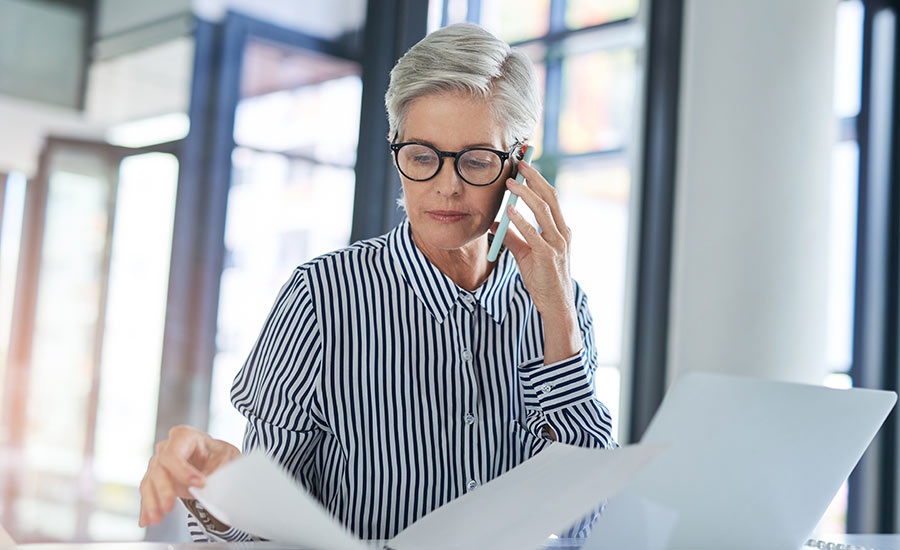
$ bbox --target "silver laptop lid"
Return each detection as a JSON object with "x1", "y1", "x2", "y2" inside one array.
[{"x1": 625, "y1": 372, "x2": 896, "y2": 550}]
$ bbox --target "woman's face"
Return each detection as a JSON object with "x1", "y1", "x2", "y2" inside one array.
[{"x1": 397, "y1": 92, "x2": 513, "y2": 252}]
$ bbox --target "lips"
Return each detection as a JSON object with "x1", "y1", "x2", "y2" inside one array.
[{"x1": 426, "y1": 210, "x2": 468, "y2": 223}]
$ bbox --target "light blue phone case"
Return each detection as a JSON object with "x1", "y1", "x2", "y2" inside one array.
[{"x1": 488, "y1": 145, "x2": 535, "y2": 262}]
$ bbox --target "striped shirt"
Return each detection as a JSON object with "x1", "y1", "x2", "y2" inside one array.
[{"x1": 188, "y1": 218, "x2": 616, "y2": 542}]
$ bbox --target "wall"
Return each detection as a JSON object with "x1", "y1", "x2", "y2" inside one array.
[
  {"x1": 667, "y1": 0, "x2": 837, "y2": 385},
  {"x1": 192, "y1": 0, "x2": 366, "y2": 38},
  {"x1": 0, "y1": 0, "x2": 85, "y2": 108}
]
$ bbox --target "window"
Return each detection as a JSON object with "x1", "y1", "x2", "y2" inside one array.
[
  {"x1": 2, "y1": 143, "x2": 180, "y2": 542},
  {"x1": 429, "y1": 0, "x2": 647, "y2": 442},
  {"x1": 207, "y1": 36, "x2": 362, "y2": 446}
]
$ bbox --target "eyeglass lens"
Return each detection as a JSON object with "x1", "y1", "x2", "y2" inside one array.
[{"x1": 397, "y1": 144, "x2": 503, "y2": 185}]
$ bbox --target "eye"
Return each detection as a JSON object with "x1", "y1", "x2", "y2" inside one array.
[
  {"x1": 412, "y1": 154, "x2": 436, "y2": 164},
  {"x1": 462, "y1": 153, "x2": 495, "y2": 170}
]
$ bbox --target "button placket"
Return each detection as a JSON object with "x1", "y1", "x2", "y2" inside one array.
[{"x1": 456, "y1": 300, "x2": 482, "y2": 496}]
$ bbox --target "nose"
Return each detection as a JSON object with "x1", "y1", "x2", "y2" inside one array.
[{"x1": 432, "y1": 157, "x2": 464, "y2": 196}]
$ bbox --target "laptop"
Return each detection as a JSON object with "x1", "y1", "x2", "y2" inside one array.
[{"x1": 595, "y1": 372, "x2": 896, "y2": 550}]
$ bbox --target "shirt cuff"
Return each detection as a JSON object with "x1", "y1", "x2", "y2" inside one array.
[
  {"x1": 183, "y1": 498, "x2": 250, "y2": 541},
  {"x1": 517, "y1": 350, "x2": 595, "y2": 412}
]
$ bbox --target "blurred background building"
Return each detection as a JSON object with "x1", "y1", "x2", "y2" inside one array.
[{"x1": 0, "y1": 0, "x2": 895, "y2": 543}]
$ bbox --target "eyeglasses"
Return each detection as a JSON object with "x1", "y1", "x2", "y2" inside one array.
[{"x1": 390, "y1": 142, "x2": 516, "y2": 186}]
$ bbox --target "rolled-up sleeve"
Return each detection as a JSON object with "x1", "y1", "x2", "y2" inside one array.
[
  {"x1": 187, "y1": 268, "x2": 326, "y2": 542},
  {"x1": 516, "y1": 288, "x2": 617, "y2": 449}
]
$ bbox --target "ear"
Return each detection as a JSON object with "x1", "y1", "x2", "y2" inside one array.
[
  {"x1": 514, "y1": 139, "x2": 529, "y2": 160},
  {"x1": 388, "y1": 131, "x2": 400, "y2": 167}
]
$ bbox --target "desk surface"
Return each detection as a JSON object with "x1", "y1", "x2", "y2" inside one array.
[
  {"x1": 0, "y1": 542, "x2": 579, "y2": 550},
  {"x1": 4, "y1": 536, "x2": 900, "y2": 550}
]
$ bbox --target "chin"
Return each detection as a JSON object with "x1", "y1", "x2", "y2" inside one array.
[
  {"x1": 421, "y1": 230, "x2": 471, "y2": 251},
  {"x1": 415, "y1": 217, "x2": 485, "y2": 250}
]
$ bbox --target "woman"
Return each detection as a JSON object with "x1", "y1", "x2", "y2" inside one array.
[{"x1": 139, "y1": 22, "x2": 616, "y2": 542}]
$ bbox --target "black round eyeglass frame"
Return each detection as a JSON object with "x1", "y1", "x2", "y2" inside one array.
[{"x1": 389, "y1": 142, "x2": 518, "y2": 186}]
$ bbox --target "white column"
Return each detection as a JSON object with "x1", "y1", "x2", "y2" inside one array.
[{"x1": 667, "y1": 0, "x2": 836, "y2": 385}]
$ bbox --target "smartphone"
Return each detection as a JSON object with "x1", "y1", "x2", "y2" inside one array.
[{"x1": 488, "y1": 144, "x2": 535, "y2": 261}]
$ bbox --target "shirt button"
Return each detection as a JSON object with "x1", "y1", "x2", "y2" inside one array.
[
  {"x1": 467, "y1": 480, "x2": 478, "y2": 490},
  {"x1": 539, "y1": 383, "x2": 553, "y2": 394},
  {"x1": 464, "y1": 413, "x2": 476, "y2": 425},
  {"x1": 461, "y1": 349, "x2": 473, "y2": 362},
  {"x1": 462, "y1": 293, "x2": 475, "y2": 305}
]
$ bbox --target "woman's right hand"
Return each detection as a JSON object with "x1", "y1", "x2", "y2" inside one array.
[{"x1": 138, "y1": 425, "x2": 241, "y2": 527}]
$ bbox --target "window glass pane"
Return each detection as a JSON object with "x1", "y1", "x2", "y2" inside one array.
[
  {"x1": 427, "y1": 0, "x2": 443, "y2": 33},
  {"x1": 834, "y1": 0, "x2": 864, "y2": 118},
  {"x1": 235, "y1": 38, "x2": 361, "y2": 165},
  {"x1": 557, "y1": 155, "x2": 630, "y2": 367},
  {"x1": 88, "y1": 507, "x2": 143, "y2": 541},
  {"x1": 91, "y1": 152, "x2": 178, "y2": 540},
  {"x1": 445, "y1": 0, "x2": 468, "y2": 26},
  {"x1": 826, "y1": 142, "x2": 859, "y2": 372},
  {"x1": 557, "y1": 155, "x2": 631, "y2": 442},
  {"x1": 209, "y1": 150, "x2": 356, "y2": 445},
  {"x1": 234, "y1": 76, "x2": 361, "y2": 165},
  {"x1": 25, "y1": 167, "x2": 110, "y2": 476},
  {"x1": 566, "y1": 0, "x2": 640, "y2": 29},
  {"x1": 530, "y1": 62, "x2": 546, "y2": 158},
  {"x1": 213, "y1": 42, "x2": 361, "y2": 446},
  {"x1": 593, "y1": 366, "x2": 620, "y2": 443},
  {"x1": 479, "y1": 0, "x2": 551, "y2": 44},
  {"x1": 0, "y1": 172, "x2": 27, "y2": 397},
  {"x1": 559, "y1": 48, "x2": 637, "y2": 154},
  {"x1": 16, "y1": 497, "x2": 77, "y2": 542},
  {"x1": 19, "y1": 154, "x2": 113, "y2": 541}
]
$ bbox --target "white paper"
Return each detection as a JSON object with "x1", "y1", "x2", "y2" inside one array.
[
  {"x1": 582, "y1": 490, "x2": 678, "y2": 550},
  {"x1": 190, "y1": 450, "x2": 368, "y2": 550},
  {"x1": 190, "y1": 444, "x2": 663, "y2": 550},
  {"x1": 387, "y1": 443, "x2": 666, "y2": 550}
]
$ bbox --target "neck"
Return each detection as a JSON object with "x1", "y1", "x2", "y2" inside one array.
[{"x1": 410, "y1": 227, "x2": 495, "y2": 291}]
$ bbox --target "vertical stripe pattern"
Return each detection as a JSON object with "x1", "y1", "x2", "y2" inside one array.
[{"x1": 190, "y1": 219, "x2": 616, "y2": 542}]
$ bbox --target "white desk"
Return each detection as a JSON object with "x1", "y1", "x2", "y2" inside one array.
[{"x1": 4, "y1": 538, "x2": 900, "y2": 550}]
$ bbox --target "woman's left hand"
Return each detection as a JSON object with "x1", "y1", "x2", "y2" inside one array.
[{"x1": 492, "y1": 160, "x2": 575, "y2": 321}]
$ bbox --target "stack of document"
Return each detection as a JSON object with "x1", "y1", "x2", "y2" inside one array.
[{"x1": 191, "y1": 444, "x2": 664, "y2": 550}]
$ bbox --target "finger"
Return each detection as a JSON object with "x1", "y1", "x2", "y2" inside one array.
[
  {"x1": 139, "y1": 459, "x2": 158, "y2": 528},
  {"x1": 143, "y1": 475, "x2": 165, "y2": 526},
  {"x1": 517, "y1": 161, "x2": 569, "y2": 240},
  {"x1": 139, "y1": 476, "x2": 153, "y2": 528},
  {"x1": 505, "y1": 204, "x2": 547, "y2": 252},
  {"x1": 506, "y1": 178, "x2": 564, "y2": 245},
  {"x1": 154, "y1": 468, "x2": 181, "y2": 515},
  {"x1": 202, "y1": 441, "x2": 241, "y2": 474},
  {"x1": 491, "y1": 217, "x2": 529, "y2": 258},
  {"x1": 158, "y1": 436, "x2": 206, "y2": 488}
]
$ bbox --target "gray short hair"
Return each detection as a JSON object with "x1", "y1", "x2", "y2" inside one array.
[{"x1": 385, "y1": 23, "x2": 542, "y2": 150}]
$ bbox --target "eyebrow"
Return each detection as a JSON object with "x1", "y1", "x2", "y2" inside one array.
[{"x1": 403, "y1": 137, "x2": 503, "y2": 150}]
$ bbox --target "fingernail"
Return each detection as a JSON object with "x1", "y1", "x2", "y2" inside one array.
[
  {"x1": 507, "y1": 205, "x2": 515, "y2": 214},
  {"x1": 190, "y1": 475, "x2": 203, "y2": 486}
]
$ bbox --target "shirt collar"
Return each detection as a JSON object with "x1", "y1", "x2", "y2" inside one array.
[{"x1": 389, "y1": 218, "x2": 517, "y2": 325}]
